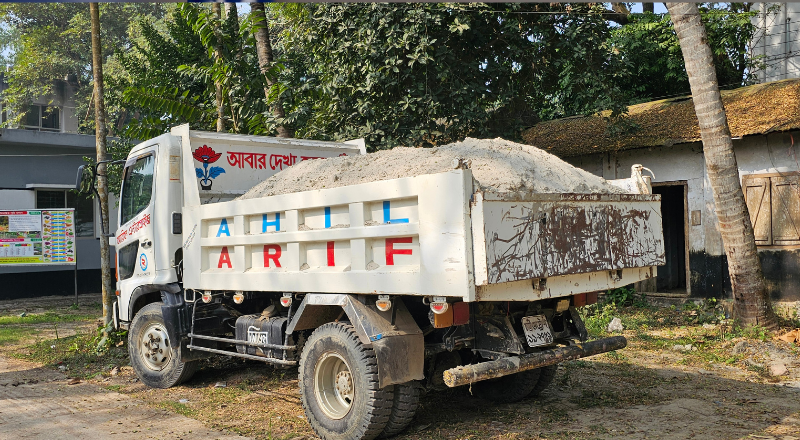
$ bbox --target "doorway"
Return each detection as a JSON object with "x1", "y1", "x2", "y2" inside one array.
[{"x1": 651, "y1": 183, "x2": 688, "y2": 293}]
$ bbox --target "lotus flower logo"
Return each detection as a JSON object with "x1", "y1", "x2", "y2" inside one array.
[{"x1": 193, "y1": 145, "x2": 225, "y2": 190}]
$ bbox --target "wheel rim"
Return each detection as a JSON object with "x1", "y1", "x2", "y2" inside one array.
[
  {"x1": 314, "y1": 351, "x2": 354, "y2": 419},
  {"x1": 140, "y1": 322, "x2": 172, "y2": 371}
]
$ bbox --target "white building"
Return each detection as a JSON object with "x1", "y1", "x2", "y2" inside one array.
[
  {"x1": 522, "y1": 79, "x2": 800, "y2": 302},
  {"x1": 752, "y1": 3, "x2": 800, "y2": 83},
  {"x1": 0, "y1": 75, "x2": 118, "y2": 299}
]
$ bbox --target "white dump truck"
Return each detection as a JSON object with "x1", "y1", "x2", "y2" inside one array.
[{"x1": 77, "y1": 124, "x2": 664, "y2": 440}]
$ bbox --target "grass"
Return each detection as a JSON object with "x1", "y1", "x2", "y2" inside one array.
[
  {"x1": 0, "y1": 326, "x2": 42, "y2": 345},
  {"x1": 0, "y1": 312, "x2": 98, "y2": 326},
  {"x1": 0, "y1": 310, "x2": 100, "y2": 346}
]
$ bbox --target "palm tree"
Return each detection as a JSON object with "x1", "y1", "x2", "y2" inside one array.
[
  {"x1": 212, "y1": 2, "x2": 225, "y2": 132},
  {"x1": 251, "y1": 2, "x2": 292, "y2": 138},
  {"x1": 667, "y1": 2, "x2": 776, "y2": 328},
  {"x1": 90, "y1": 2, "x2": 114, "y2": 332}
]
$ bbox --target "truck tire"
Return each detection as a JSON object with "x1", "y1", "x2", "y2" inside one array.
[
  {"x1": 379, "y1": 382, "x2": 420, "y2": 438},
  {"x1": 472, "y1": 369, "x2": 541, "y2": 403},
  {"x1": 299, "y1": 322, "x2": 394, "y2": 440},
  {"x1": 128, "y1": 302, "x2": 197, "y2": 389},
  {"x1": 528, "y1": 364, "x2": 558, "y2": 397}
]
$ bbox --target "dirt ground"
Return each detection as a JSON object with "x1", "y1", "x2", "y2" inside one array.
[
  {"x1": 0, "y1": 354, "x2": 249, "y2": 440},
  {"x1": 0, "y1": 294, "x2": 248, "y2": 440},
  {"x1": 1, "y1": 294, "x2": 800, "y2": 440}
]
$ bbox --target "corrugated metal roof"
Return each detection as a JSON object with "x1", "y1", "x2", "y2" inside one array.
[{"x1": 521, "y1": 79, "x2": 800, "y2": 158}]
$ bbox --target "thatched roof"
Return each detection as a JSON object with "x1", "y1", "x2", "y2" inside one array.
[{"x1": 521, "y1": 79, "x2": 800, "y2": 158}]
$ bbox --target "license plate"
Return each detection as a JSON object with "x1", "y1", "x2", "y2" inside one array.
[{"x1": 521, "y1": 315, "x2": 554, "y2": 347}]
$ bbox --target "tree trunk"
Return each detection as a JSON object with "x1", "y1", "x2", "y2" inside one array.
[
  {"x1": 212, "y1": 2, "x2": 225, "y2": 132},
  {"x1": 224, "y1": 2, "x2": 241, "y2": 133},
  {"x1": 667, "y1": 2, "x2": 776, "y2": 329},
  {"x1": 251, "y1": 2, "x2": 293, "y2": 138},
  {"x1": 90, "y1": 3, "x2": 114, "y2": 332},
  {"x1": 643, "y1": 3, "x2": 654, "y2": 13},
  {"x1": 224, "y1": 2, "x2": 239, "y2": 35}
]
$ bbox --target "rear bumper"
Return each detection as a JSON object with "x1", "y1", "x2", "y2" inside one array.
[{"x1": 443, "y1": 336, "x2": 627, "y2": 387}]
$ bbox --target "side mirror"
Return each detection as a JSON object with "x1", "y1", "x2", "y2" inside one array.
[{"x1": 75, "y1": 164, "x2": 94, "y2": 194}]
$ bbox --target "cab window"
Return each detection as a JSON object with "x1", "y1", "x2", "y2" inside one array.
[{"x1": 120, "y1": 154, "x2": 155, "y2": 225}]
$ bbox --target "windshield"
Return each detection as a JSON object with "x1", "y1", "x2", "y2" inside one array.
[{"x1": 120, "y1": 154, "x2": 155, "y2": 225}]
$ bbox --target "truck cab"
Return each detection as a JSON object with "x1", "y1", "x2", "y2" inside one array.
[
  {"x1": 111, "y1": 126, "x2": 366, "y2": 326},
  {"x1": 115, "y1": 135, "x2": 182, "y2": 323}
]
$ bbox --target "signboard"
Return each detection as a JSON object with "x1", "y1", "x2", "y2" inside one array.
[{"x1": 0, "y1": 209, "x2": 76, "y2": 265}]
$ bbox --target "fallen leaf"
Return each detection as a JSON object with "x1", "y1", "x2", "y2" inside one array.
[
  {"x1": 67, "y1": 378, "x2": 81, "y2": 385},
  {"x1": 778, "y1": 329, "x2": 800, "y2": 344}
]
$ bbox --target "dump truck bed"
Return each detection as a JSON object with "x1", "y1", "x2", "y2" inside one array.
[{"x1": 182, "y1": 163, "x2": 664, "y2": 301}]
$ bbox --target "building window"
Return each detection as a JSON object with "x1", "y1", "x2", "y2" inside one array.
[
  {"x1": 743, "y1": 174, "x2": 800, "y2": 246},
  {"x1": 23, "y1": 104, "x2": 60, "y2": 132},
  {"x1": 36, "y1": 190, "x2": 67, "y2": 209},
  {"x1": 35, "y1": 189, "x2": 94, "y2": 237}
]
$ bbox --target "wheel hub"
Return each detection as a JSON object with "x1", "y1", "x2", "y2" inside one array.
[
  {"x1": 335, "y1": 371, "x2": 353, "y2": 396},
  {"x1": 314, "y1": 352, "x2": 354, "y2": 419},
  {"x1": 140, "y1": 323, "x2": 172, "y2": 371}
]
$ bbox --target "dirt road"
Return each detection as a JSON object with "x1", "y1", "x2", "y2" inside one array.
[{"x1": 0, "y1": 355, "x2": 248, "y2": 440}]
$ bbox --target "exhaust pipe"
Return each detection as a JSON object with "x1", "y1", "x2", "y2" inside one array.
[{"x1": 443, "y1": 336, "x2": 627, "y2": 388}]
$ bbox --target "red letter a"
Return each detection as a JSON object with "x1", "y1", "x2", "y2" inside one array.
[{"x1": 218, "y1": 246, "x2": 232, "y2": 269}]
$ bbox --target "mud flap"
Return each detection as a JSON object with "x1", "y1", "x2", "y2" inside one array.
[
  {"x1": 287, "y1": 294, "x2": 424, "y2": 388},
  {"x1": 160, "y1": 291, "x2": 190, "y2": 350}
]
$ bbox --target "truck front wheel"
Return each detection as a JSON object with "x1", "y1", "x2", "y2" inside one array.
[
  {"x1": 299, "y1": 322, "x2": 394, "y2": 440},
  {"x1": 128, "y1": 302, "x2": 197, "y2": 389}
]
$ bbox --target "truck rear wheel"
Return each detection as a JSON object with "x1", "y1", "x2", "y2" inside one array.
[
  {"x1": 472, "y1": 369, "x2": 541, "y2": 403},
  {"x1": 128, "y1": 302, "x2": 197, "y2": 389},
  {"x1": 379, "y1": 382, "x2": 419, "y2": 438},
  {"x1": 528, "y1": 364, "x2": 558, "y2": 397},
  {"x1": 299, "y1": 322, "x2": 393, "y2": 440}
]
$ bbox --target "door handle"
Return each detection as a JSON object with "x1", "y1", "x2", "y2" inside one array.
[{"x1": 141, "y1": 239, "x2": 152, "y2": 249}]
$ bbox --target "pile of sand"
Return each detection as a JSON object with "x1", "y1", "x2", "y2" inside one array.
[{"x1": 239, "y1": 137, "x2": 625, "y2": 199}]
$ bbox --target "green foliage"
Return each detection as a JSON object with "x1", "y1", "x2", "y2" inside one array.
[
  {"x1": 0, "y1": 3, "x2": 167, "y2": 132},
  {"x1": 681, "y1": 297, "x2": 727, "y2": 325},
  {"x1": 582, "y1": 302, "x2": 619, "y2": 337},
  {"x1": 2, "y1": 3, "x2": 776, "y2": 161},
  {"x1": 730, "y1": 324, "x2": 771, "y2": 342},
  {"x1": 278, "y1": 3, "x2": 632, "y2": 150},
  {"x1": 93, "y1": 324, "x2": 127, "y2": 353},
  {"x1": 604, "y1": 286, "x2": 647, "y2": 307},
  {"x1": 610, "y1": 4, "x2": 774, "y2": 103}
]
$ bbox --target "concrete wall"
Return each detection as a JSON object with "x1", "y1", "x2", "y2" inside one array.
[
  {"x1": 565, "y1": 130, "x2": 800, "y2": 301},
  {"x1": 0, "y1": 190, "x2": 34, "y2": 209}
]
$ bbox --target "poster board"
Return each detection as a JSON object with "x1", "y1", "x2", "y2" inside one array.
[{"x1": 0, "y1": 209, "x2": 76, "y2": 265}]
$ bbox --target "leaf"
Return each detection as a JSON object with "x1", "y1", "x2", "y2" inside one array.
[
  {"x1": 208, "y1": 166, "x2": 226, "y2": 178},
  {"x1": 195, "y1": 168, "x2": 204, "y2": 179}
]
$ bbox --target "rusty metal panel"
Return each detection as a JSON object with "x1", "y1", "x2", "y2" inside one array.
[{"x1": 479, "y1": 195, "x2": 664, "y2": 284}]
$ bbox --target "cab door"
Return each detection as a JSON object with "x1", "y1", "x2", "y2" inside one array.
[{"x1": 115, "y1": 151, "x2": 157, "y2": 320}]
